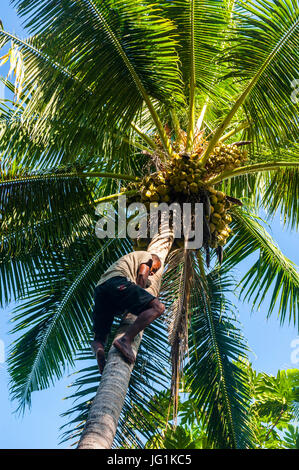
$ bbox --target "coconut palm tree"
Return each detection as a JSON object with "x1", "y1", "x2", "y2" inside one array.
[{"x1": 0, "y1": 0, "x2": 298, "y2": 449}]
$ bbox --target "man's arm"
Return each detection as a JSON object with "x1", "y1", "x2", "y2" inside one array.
[{"x1": 136, "y1": 260, "x2": 152, "y2": 288}]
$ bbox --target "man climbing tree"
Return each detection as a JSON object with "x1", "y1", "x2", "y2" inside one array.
[{"x1": 91, "y1": 252, "x2": 165, "y2": 373}]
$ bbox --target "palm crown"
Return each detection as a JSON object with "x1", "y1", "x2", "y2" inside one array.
[{"x1": 0, "y1": 0, "x2": 298, "y2": 449}]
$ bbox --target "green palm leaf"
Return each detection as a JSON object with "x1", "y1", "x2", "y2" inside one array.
[
  {"x1": 225, "y1": 0, "x2": 299, "y2": 148},
  {"x1": 224, "y1": 208, "x2": 299, "y2": 327},
  {"x1": 0, "y1": 81, "x2": 143, "y2": 169},
  {"x1": 186, "y1": 255, "x2": 252, "y2": 448},
  {"x1": 262, "y1": 167, "x2": 299, "y2": 231},
  {"x1": 0, "y1": 168, "x2": 99, "y2": 304},
  {"x1": 201, "y1": 0, "x2": 299, "y2": 161},
  {"x1": 216, "y1": 143, "x2": 299, "y2": 229},
  {"x1": 6, "y1": 0, "x2": 184, "y2": 154},
  {"x1": 160, "y1": 0, "x2": 230, "y2": 96}
]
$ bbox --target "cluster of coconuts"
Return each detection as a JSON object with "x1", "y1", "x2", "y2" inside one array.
[
  {"x1": 206, "y1": 188, "x2": 232, "y2": 248},
  {"x1": 124, "y1": 143, "x2": 247, "y2": 258},
  {"x1": 125, "y1": 152, "x2": 203, "y2": 204},
  {"x1": 202, "y1": 143, "x2": 248, "y2": 178}
]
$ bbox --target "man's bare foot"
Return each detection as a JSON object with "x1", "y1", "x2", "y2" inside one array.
[
  {"x1": 91, "y1": 340, "x2": 106, "y2": 374},
  {"x1": 113, "y1": 336, "x2": 136, "y2": 364}
]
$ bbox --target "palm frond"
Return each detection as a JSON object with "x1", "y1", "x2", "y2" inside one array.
[
  {"x1": 224, "y1": 208, "x2": 299, "y2": 328},
  {"x1": 161, "y1": 248, "x2": 194, "y2": 420},
  {"x1": 0, "y1": 84, "x2": 157, "y2": 174},
  {"x1": 0, "y1": 168, "x2": 98, "y2": 305},
  {"x1": 226, "y1": 0, "x2": 299, "y2": 148},
  {"x1": 262, "y1": 167, "x2": 299, "y2": 231},
  {"x1": 5, "y1": 0, "x2": 184, "y2": 155},
  {"x1": 160, "y1": 0, "x2": 231, "y2": 99},
  {"x1": 185, "y1": 255, "x2": 252, "y2": 448},
  {"x1": 202, "y1": 0, "x2": 298, "y2": 161},
  {"x1": 216, "y1": 143, "x2": 299, "y2": 229},
  {"x1": 0, "y1": 96, "x2": 95, "y2": 168}
]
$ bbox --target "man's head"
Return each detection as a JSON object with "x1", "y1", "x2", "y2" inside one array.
[{"x1": 149, "y1": 254, "x2": 162, "y2": 275}]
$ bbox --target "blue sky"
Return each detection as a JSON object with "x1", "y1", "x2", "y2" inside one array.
[{"x1": 0, "y1": 0, "x2": 298, "y2": 449}]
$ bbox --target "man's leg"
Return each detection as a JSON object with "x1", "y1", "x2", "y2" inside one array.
[
  {"x1": 113, "y1": 298, "x2": 165, "y2": 364},
  {"x1": 91, "y1": 285, "x2": 115, "y2": 373},
  {"x1": 91, "y1": 340, "x2": 106, "y2": 374}
]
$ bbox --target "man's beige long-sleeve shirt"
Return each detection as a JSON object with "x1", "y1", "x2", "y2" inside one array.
[{"x1": 97, "y1": 251, "x2": 162, "y2": 297}]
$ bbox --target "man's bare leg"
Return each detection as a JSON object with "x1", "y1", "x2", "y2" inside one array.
[
  {"x1": 91, "y1": 340, "x2": 106, "y2": 374},
  {"x1": 113, "y1": 299, "x2": 165, "y2": 364}
]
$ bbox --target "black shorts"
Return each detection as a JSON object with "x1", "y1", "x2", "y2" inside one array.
[{"x1": 92, "y1": 276, "x2": 156, "y2": 343}]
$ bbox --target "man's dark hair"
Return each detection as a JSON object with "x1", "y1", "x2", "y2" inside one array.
[{"x1": 151, "y1": 254, "x2": 161, "y2": 266}]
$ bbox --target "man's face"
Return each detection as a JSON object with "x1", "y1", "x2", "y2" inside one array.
[{"x1": 149, "y1": 260, "x2": 161, "y2": 275}]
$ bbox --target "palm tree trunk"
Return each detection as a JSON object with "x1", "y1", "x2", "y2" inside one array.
[
  {"x1": 77, "y1": 313, "x2": 145, "y2": 449},
  {"x1": 77, "y1": 226, "x2": 173, "y2": 449}
]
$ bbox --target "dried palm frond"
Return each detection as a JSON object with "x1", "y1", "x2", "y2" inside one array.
[{"x1": 161, "y1": 248, "x2": 194, "y2": 422}]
